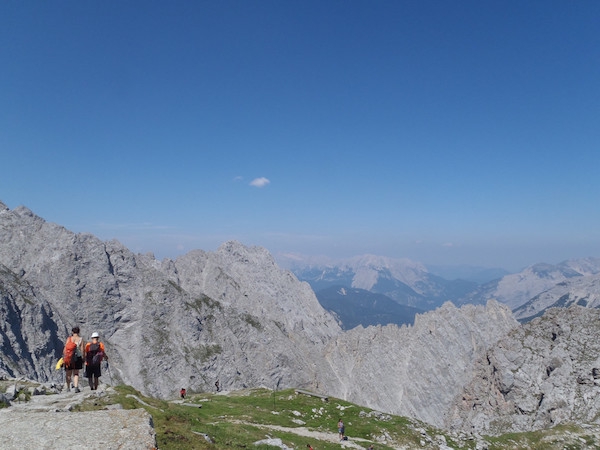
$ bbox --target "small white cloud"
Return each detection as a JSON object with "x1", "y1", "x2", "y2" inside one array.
[
  {"x1": 249, "y1": 177, "x2": 270, "y2": 188},
  {"x1": 442, "y1": 242, "x2": 455, "y2": 247},
  {"x1": 233, "y1": 176, "x2": 243, "y2": 182}
]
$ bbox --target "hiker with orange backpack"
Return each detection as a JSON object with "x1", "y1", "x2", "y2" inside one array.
[
  {"x1": 84, "y1": 332, "x2": 108, "y2": 390},
  {"x1": 63, "y1": 327, "x2": 85, "y2": 393}
]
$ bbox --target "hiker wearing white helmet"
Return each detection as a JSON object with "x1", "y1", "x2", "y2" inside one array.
[{"x1": 84, "y1": 332, "x2": 107, "y2": 390}]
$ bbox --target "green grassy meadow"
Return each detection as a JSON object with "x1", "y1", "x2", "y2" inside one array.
[{"x1": 73, "y1": 385, "x2": 600, "y2": 450}]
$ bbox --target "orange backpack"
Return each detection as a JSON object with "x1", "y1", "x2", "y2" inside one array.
[{"x1": 63, "y1": 338, "x2": 77, "y2": 366}]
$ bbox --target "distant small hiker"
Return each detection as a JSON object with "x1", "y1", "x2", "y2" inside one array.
[
  {"x1": 215, "y1": 379, "x2": 220, "y2": 392},
  {"x1": 337, "y1": 419, "x2": 345, "y2": 440},
  {"x1": 63, "y1": 327, "x2": 84, "y2": 393},
  {"x1": 85, "y1": 332, "x2": 107, "y2": 390},
  {"x1": 306, "y1": 445, "x2": 314, "y2": 450},
  {"x1": 368, "y1": 445, "x2": 374, "y2": 450},
  {"x1": 180, "y1": 388, "x2": 186, "y2": 399}
]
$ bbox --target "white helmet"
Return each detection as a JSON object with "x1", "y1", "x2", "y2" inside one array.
[{"x1": 91, "y1": 332, "x2": 99, "y2": 338}]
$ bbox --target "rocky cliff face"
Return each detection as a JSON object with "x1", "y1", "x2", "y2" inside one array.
[
  {"x1": 168, "y1": 244, "x2": 339, "y2": 346},
  {"x1": 321, "y1": 300, "x2": 518, "y2": 428},
  {"x1": 0, "y1": 263, "x2": 66, "y2": 381},
  {"x1": 447, "y1": 306, "x2": 600, "y2": 434},
  {"x1": 3, "y1": 200, "x2": 586, "y2": 434},
  {"x1": 0, "y1": 202, "x2": 342, "y2": 399}
]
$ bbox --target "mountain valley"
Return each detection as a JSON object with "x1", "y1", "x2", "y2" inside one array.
[{"x1": 284, "y1": 254, "x2": 600, "y2": 327}]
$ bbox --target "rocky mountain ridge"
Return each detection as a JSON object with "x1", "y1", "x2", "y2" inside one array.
[
  {"x1": 0, "y1": 202, "x2": 341, "y2": 400},
  {"x1": 320, "y1": 300, "x2": 518, "y2": 429},
  {"x1": 2, "y1": 200, "x2": 600, "y2": 437}
]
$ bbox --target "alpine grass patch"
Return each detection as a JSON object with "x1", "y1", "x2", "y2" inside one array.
[{"x1": 71, "y1": 385, "x2": 600, "y2": 450}]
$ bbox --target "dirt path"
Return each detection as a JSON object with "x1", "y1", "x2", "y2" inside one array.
[{"x1": 234, "y1": 420, "x2": 376, "y2": 449}]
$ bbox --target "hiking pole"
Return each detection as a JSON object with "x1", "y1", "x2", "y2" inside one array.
[{"x1": 106, "y1": 361, "x2": 113, "y2": 385}]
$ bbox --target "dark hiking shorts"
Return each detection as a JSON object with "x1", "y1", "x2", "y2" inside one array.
[
  {"x1": 85, "y1": 364, "x2": 101, "y2": 378},
  {"x1": 66, "y1": 356, "x2": 83, "y2": 371}
]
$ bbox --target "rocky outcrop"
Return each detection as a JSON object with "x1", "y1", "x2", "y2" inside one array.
[
  {"x1": 0, "y1": 409, "x2": 156, "y2": 450},
  {"x1": 0, "y1": 380, "x2": 156, "y2": 450},
  {"x1": 321, "y1": 300, "x2": 519, "y2": 428},
  {"x1": 447, "y1": 306, "x2": 600, "y2": 434}
]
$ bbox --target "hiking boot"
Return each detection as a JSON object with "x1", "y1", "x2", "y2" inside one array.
[{"x1": 74, "y1": 387, "x2": 80, "y2": 393}]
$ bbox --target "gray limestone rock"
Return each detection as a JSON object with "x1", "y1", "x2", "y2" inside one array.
[
  {"x1": 320, "y1": 300, "x2": 518, "y2": 427},
  {"x1": 0, "y1": 204, "x2": 343, "y2": 399},
  {"x1": 447, "y1": 306, "x2": 600, "y2": 434},
  {"x1": 4, "y1": 384, "x2": 18, "y2": 401},
  {"x1": 0, "y1": 408, "x2": 156, "y2": 449}
]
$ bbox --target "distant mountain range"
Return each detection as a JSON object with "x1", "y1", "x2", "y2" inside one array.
[
  {"x1": 278, "y1": 254, "x2": 491, "y2": 328},
  {"x1": 512, "y1": 268, "x2": 600, "y2": 321},
  {"x1": 462, "y1": 259, "x2": 600, "y2": 321},
  {"x1": 278, "y1": 253, "x2": 600, "y2": 326},
  {"x1": 279, "y1": 254, "x2": 478, "y2": 308}
]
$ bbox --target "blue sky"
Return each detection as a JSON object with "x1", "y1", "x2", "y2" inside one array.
[{"x1": 1, "y1": 1, "x2": 599, "y2": 271}]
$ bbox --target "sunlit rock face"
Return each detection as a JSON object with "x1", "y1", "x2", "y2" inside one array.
[
  {"x1": 447, "y1": 306, "x2": 600, "y2": 434},
  {"x1": 320, "y1": 300, "x2": 518, "y2": 427},
  {"x1": 0, "y1": 202, "x2": 342, "y2": 398}
]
